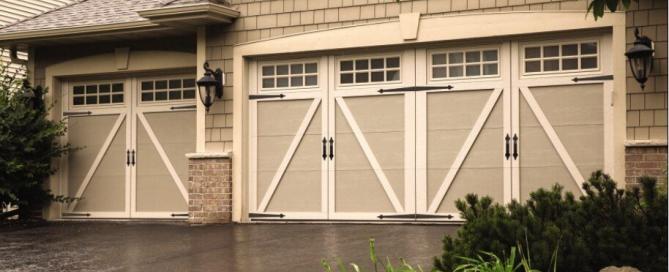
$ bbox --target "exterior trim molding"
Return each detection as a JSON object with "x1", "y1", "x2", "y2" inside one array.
[
  {"x1": 0, "y1": 21, "x2": 165, "y2": 44},
  {"x1": 186, "y1": 152, "x2": 232, "y2": 159},
  {"x1": 137, "y1": 2, "x2": 240, "y2": 25},
  {"x1": 625, "y1": 140, "x2": 669, "y2": 147}
]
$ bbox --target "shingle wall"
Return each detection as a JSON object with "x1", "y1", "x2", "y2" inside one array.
[{"x1": 203, "y1": 0, "x2": 596, "y2": 152}]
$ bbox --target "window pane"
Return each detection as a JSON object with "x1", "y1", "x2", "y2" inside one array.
[
  {"x1": 432, "y1": 67, "x2": 447, "y2": 78},
  {"x1": 341, "y1": 73, "x2": 353, "y2": 84},
  {"x1": 73, "y1": 96, "x2": 84, "y2": 105},
  {"x1": 340, "y1": 61, "x2": 353, "y2": 71},
  {"x1": 355, "y1": 72, "x2": 369, "y2": 83},
  {"x1": 141, "y1": 81, "x2": 153, "y2": 90},
  {"x1": 262, "y1": 66, "x2": 274, "y2": 76},
  {"x1": 86, "y1": 96, "x2": 97, "y2": 104},
  {"x1": 543, "y1": 45, "x2": 559, "y2": 57},
  {"x1": 386, "y1": 57, "x2": 400, "y2": 68},
  {"x1": 305, "y1": 75, "x2": 318, "y2": 86},
  {"x1": 290, "y1": 76, "x2": 303, "y2": 86},
  {"x1": 86, "y1": 85, "x2": 97, "y2": 94},
  {"x1": 290, "y1": 64, "x2": 303, "y2": 74},
  {"x1": 99, "y1": 84, "x2": 110, "y2": 93},
  {"x1": 525, "y1": 60, "x2": 541, "y2": 72},
  {"x1": 155, "y1": 80, "x2": 167, "y2": 89},
  {"x1": 525, "y1": 47, "x2": 540, "y2": 59},
  {"x1": 142, "y1": 93, "x2": 154, "y2": 101},
  {"x1": 112, "y1": 94, "x2": 123, "y2": 103},
  {"x1": 169, "y1": 80, "x2": 181, "y2": 89},
  {"x1": 543, "y1": 59, "x2": 559, "y2": 71},
  {"x1": 466, "y1": 65, "x2": 481, "y2": 76},
  {"x1": 386, "y1": 70, "x2": 400, "y2": 81},
  {"x1": 305, "y1": 63, "x2": 317, "y2": 73},
  {"x1": 276, "y1": 65, "x2": 289, "y2": 75},
  {"x1": 562, "y1": 44, "x2": 578, "y2": 56},
  {"x1": 169, "y1": 90, "x2": 182, "y2": 100},
  {"x1": 112, "y1": 83, "x2": 123, "y2": 93},
  {"x1": 432, "y1": 54, "x2": 447, "y2": 65},
  {"x1": 449, "y1": 66, "x2": 463, "y2": 77},
  {"x1": 371, "y1": 71, "x2": 384, "y2": 82},
  {"x1": 262, "y1": 78, "x2": 274, "y2": 88},
  {"x1": 483, "y1": 63, "x2": 498, "y2": 75},
  {"x1": 482, "y1": 50, "x2": 498, "y2": 61},
  {"x1": 581, "y1": 42, "x2": 597, "y2": 54},
  {"x1": 183, "y1": 90, "x2": 196, "y2": 99},
  {"x1": 355, "y1": 59, "x2": 369, "y2": 70},
  {"x1": 465, "y1": 51, "x2": 480, "y2": 63},
  {"x1": 562, "y1": 58, "x2": 578, "y2": 70},
  {"x1": 448, "y1": 52, "x2": 463, "y2": 64},
  {"x1": 155, "y1": 91, "x2": 167, "y2": 101},
  {"x1": 371, "y1": 58, "x2": 384, "y2": 69},
  {"x1": 277, "y1": 77, "x2": 289, "y2": 87},
  {"x1": 73, "y1": 86, "x2": 85, "y2": 95},
  {"x1": 581, "y1": 57, "x2": 597, "y2": 69},
  {"x1": 183, "y1": 79, "x2": 195, "y2": 88},
  {"x1": 99, "y1": 95, "x2": 110, "y2": 104}
]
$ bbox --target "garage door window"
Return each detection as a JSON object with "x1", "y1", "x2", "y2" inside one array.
[
  {"x1": 261, "y1": 62, "x2": 318, "y2": 89},
  {"x1": 431, "y1": 49, "x2": 499, "y2": 80},
  {"x1": 523, "y1": 41, "x2": 598, "y2": 74},
  {"x1": 140, "y1": 78, "x2": 196, "y2": 102},
  {"x1": 72, "y1": 83, "x2": 124, "y2": 106},
  {"x1": 339, "y1": 56, "x2": 400, "y2": 85}
]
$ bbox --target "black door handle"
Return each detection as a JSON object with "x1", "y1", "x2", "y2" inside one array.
[
  {"x1": 504, "y1": 134, "x2": 510, "y2": 160},
  {"x1": 512, "y1": 134, "x2": 518, "y2": 160},
  {"x1": 322, "y1": 137, "x2": 327, "y2": 160},
  {"x1": 131, "y1": 150, "x2": 136, "y2": 166},
  {"x1": 328, "y1": 137, "x2": 334, "y2": 160},
  {"x1": 126, "y1": 150, "x2": 131, "y2": 166}
]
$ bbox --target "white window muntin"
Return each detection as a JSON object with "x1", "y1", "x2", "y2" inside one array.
[
  {"x1": 336, "y1": 53, "x2": 402, "y2": 87},
  {"x1": 138, "y1": 75, "x2": 197, "y2": 105},
  {"x1": 70, "y1": 81, "x2": 125, "y2": 108},
  {"x1": 259, "y1": 59, "x2": 319, "y2": 91},
  {"x1": 428, "y1": 46, "x2": 501, "y2": 81},
  {"x1": 521, "y1": 39, "x2": 600, "y2": 75}
]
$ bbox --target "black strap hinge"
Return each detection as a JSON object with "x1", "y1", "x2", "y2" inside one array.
[
  {"x1": 170, "y1": 105, "x2": 196, "y2": 110},
  {"x1": 377, "y1": 213, "x2": 454, "y2": 220},
  {"x1": 572, "y1": 75, "x2": 613, "y2": 82},
  {"x1": 249, "y1": 213, "x2": 285, "y2": 219},
  {"x1": 249, "y1": 94, "x2": 285, "y2": 100},
  {"x1": 378, "y1": 85, "x2": 453, "y2": 94},
  {"x1": 63, "y1": 111, "x2": 92, "y2": 116},
  {"x1": 62, "y1": 212, "x2": 91, "y2": 217}
]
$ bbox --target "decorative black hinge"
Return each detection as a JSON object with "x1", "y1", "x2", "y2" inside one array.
[
  {"x1": 377, "y1": 214, "x2": 454, "y2": 220},
  {"x1": 378, "y1": 85, "x2": 453, "y2": 94},
  {"x1": 249, "y1": 94, "x2": 285, "y2": 100},
  {"x1": 171, "y1": 213, "x2": 188, "y2": 217},
  {"x1": 170, "y1": 105, "x2": 197, "y2": 110},
  {"x1": 62, "y1": 212, "x2": 91, "y2": 217},
  {"x1": 512, "y1": 134, "x2": 519, "y2": 160},
  {"x1": 572, "y1": 75, "x2": 613, "y2": 82},
  {"x1": 63, "y1": 111, "x2": 92, "y2": 116},
  {"x1": 249, "y1": 213, "x2": 285, "y2": 219}
]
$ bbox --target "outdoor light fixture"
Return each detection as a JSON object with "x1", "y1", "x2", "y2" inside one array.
[
  {"x1": 625, "y1": 28, "x2": 654, "y2": 90},
  {"x1": 196, "y1": 62, "x2": 224, "y2": 112}
]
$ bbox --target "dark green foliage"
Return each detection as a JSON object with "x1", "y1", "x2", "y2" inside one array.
[
  {"x1": 0, "y1": 67, "x2": 70, "y2": 219},
  {"x1": 587, "y1": 0, "x2": 633, "y2": 19},
  {"x1": 434, "y1": 171, "x2": 668, "y2": 272}
]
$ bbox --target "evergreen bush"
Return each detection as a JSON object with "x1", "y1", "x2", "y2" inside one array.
[{"x1": 434, "y1": 171, "x2": 668, "y2": 272}]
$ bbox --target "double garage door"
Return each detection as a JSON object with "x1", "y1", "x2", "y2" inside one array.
[
  {"x1": 249, "y1": 35, "x2": 612, "y2": 221},
  {"x1": 62, "y1": 74, "x2": 196, "y2": 218}
]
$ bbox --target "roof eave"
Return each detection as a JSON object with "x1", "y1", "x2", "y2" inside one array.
[
  {"x1": 137, "y1": 2, "x2": 240, "y2": 26},
  {"x1": 0, "y1": 21, "x2": 164, "y2": 45}
]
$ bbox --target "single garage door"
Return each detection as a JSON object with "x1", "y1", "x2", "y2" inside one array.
[
  {"x1": 62, "y1": 74, "x2": 196, "y2": 219},
  {"x1": 248, "y1": 34, "x2": 612, "y2": 222}
]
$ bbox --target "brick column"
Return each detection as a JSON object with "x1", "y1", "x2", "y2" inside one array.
[
  {"x1": 186, "y1": 153, "x2": 232, "y2": 224},
  {"x1": 625, "y1": 144, "x2": 667, "y2": 189}
]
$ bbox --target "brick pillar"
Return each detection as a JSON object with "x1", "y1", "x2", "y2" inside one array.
[
  {"x1": 187, "y1": 153, "x2": 232, "y2": 224},
  {"x1": 625, "y1": 145, "x2": 668, "y2": 189}
]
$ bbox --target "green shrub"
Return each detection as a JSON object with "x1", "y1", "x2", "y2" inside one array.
[
  {"x1": 322, "y1": 238, "x2": 424, "y2": 272},
  {"x1": 434, "y1": 171, "x2": 668, "y2": 272},
  {"x1": 0, "y1": 66, "x2": 70, "y2": 219}
]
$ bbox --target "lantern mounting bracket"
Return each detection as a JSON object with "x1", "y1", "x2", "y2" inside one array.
[{"x1": 203, "y1": 62, "x2": 224, "y2": 99}]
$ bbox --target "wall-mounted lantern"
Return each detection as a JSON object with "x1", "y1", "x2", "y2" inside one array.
[
  {"x1": 625, "y1": 28, "x2": 654, "y2": 90},
  {"x1": 196, "y1": 62, "x2": 224, "y2": 112}
]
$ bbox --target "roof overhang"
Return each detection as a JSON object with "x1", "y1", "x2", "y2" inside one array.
[{"x1": 137, "y1": 2, "x2": 240, "y2": 27}]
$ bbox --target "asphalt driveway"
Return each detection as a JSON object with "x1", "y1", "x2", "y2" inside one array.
[{"x1": 0, "y1": 222, "x2": 458, "y2": 272}]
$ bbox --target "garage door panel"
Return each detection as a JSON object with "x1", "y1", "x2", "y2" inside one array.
[
  {"x1": 144, "y1": 111, "x2": 196, "y2": 189},
  {"x1": 427, "y1": 91, "x2": 492, "y2": 130},
  {"x1": 258, "y1": 100, "x2": 313, "y2": 136},
  {"x1": 335, "y1": 170, "x2": 395, "y2": 213},
  {"x1": 437, "y1": 168, "x2": 504, "y2": 213}
]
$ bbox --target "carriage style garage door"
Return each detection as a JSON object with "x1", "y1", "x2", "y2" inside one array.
[
  {"x1": 249, "y1": 34, "x2": 613, "y2": 221},
  {"x1": 62, "y1": 75, "x2": 196, "y2": 219}
]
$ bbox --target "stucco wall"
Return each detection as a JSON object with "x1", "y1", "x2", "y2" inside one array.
[{"x1": 203, "y1": 0, "x2": 600, "y2": 152}]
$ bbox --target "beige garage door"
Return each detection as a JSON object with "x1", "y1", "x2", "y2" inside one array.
[
  {"x1": 249, "y1": 35, "x2": 612, "y2": 222},
  {"x1": 63, "y1": 75, "x2": 196, "y2": 219}
]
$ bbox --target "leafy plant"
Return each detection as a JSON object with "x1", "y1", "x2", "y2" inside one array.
[
  {"x1": 322, "y1": 239, "x2": 424, "y2": 272},
  {"x1": 434, "y1": 171, "x2": 667, "y2": 272},
  {"x1": 0, "y1": 65, "x2": 72, "y2": 219},
  {"x1": 587, "y1": 0, "x2": 633, "y2": 20}
]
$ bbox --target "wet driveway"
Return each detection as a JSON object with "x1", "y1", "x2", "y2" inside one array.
[{"x1": 0, "y1": 222, "x2": 457, "y2": 271}]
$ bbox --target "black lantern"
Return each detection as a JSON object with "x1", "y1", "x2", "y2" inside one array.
[
  {"x1": 196, "y1": 62, "x2": 224, "y2": 112},
  {"x1": 625, "y1": 28, "x2": 654, "y2": 90}
]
